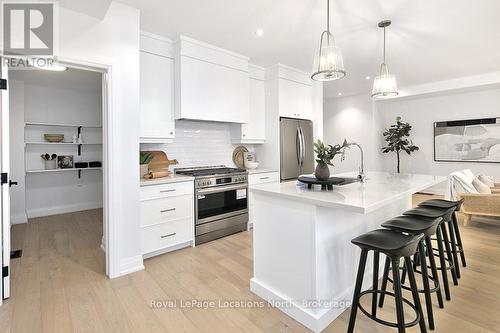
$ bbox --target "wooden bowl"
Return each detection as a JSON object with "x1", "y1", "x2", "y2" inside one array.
[{"x1": 44, "y1": 134, "x2": 64, "y2": 142}]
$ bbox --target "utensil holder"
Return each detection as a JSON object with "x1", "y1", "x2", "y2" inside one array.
[{"x1": 45, "y1": 160, "x2": 56, "y2": 170}]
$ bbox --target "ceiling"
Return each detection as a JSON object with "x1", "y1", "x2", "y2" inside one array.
[
  {"x1": 10, "y1": 68, "x2": 102, "y2": 93},
  {"x1": 116, "y1": 0, "x2": 500, "y2": 99}
]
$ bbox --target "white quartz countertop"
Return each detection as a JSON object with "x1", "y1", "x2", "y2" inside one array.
[
  {"x1": 140, "y1": 173, "x2": 194, "y2": 186},
  {"x1": 250, "y1": 171, "x2": 446, "y2": 213}
]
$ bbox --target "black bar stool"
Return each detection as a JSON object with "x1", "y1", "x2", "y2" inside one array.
[
  {"x1": 418, "y1": 199, "x2": 466, "y2": 278},
  {"x1": 379, "y1": 215, "x2": 444, "y2": 330},
  {"x1": 403, "y1": 206, "x2": 458, "y2": 301},
  {"x1": 348, "y1": 229, "x2": 427, "y2": 333}
]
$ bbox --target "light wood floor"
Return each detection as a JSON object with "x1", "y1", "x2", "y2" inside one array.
[{"x1": 1, "y1": 196, "x2": 500, "y2": 332}]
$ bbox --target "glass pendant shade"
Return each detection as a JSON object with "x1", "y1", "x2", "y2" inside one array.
[
  {"x1": 372, "y1": 20, "x2": 398, "y2": 98},
  {"x1": 372, "y1": 63, "x2": 398, "y2": 98},
  {"x1": 312, "y1": 32, "x2": 346, "y2": 81}
]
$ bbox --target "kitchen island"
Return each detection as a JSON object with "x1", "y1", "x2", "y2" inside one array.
[{"x1": 249, "y1": 171, "x2": 445, "y2": 332}]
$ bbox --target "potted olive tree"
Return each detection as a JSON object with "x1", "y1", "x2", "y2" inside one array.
[
  {"x1": 314, "y1": 139, "x2": 348, "y2": 181},
  {"x1": 382, "y1": 117, "x2": 419, "y2": 173}
]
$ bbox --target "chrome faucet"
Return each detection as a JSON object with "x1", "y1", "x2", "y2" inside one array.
[{"x1": 345, "y1": 142, "x2": 366, "y2": 182}]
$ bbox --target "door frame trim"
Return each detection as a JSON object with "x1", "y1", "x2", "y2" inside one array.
[{"x1": 57, "y1": 55, "x2": 117, "y2": 278}]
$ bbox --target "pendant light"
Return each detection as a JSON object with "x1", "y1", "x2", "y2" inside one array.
[
  {"x1": 372, "y1": 20, "x2": 398, "y2": 98},
  {"x1": 311, "y1": 0, "x2": 346, "y2": 81}
]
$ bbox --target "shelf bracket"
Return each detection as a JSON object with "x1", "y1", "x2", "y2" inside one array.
[{"x1": 77, "y1": 126, "x2": 82, "y2": 156}]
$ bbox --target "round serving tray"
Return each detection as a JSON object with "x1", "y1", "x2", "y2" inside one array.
[{"x1": 298, "y1": 176, "x2": 346, "y2": 190}]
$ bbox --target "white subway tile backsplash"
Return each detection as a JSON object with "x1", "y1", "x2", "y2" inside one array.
[{"x1": 141, "y1": 120, "x2": 253, "y2": 169}]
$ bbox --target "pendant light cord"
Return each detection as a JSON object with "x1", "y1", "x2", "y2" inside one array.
[
  {"x1": 383, "y1": 26, "x2": 386, "y2": 64},
  {"x1": 327, "y1": 0, "x2": 330, "y2": 33}
]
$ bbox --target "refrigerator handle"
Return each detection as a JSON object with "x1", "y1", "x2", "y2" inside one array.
[
  {"x1": 299, "y1": 126, "x2": 305, "y2": 170},
  {"x1": 296, "y1": 127, "x2": 302, "y2": 167}
]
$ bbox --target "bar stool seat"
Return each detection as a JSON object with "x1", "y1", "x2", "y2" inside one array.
[
  {"x1": 351, "y1": 229, "x2": 423, "y2": 257},
  {"x1": 418, "y1": 199, "x2": 463, "y2": 209},
  {"x1": 382, "y1": 215, "x2": 441, "y2": 236},
  {"x1": 404, "y1": 206, "x2": 455, "y2": 219}
]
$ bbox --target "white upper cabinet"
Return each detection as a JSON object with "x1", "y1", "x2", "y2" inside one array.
[
  {"x1": 278, "y1": 79, "x2": 313, "y2": 120},
  {"x1": 268, "y1": 64, "x2": 314, "y2": 120},
  {"x1": 140, "y1": 32, "x2": 175, "y2": 143},
  {"x1": 232, "y1": 64, "x2": 266, "y2": 144},
  {"x1": 174, "y1": 36, "x2": 250, "y2": 123}
]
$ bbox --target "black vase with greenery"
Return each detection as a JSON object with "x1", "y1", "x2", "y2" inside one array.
[
  {"x1": 313, "y1": 139, "x2": 348, "y2": 181},
  {"x1": 382, "y1": 117, "x2": 419, "y2": 173}
]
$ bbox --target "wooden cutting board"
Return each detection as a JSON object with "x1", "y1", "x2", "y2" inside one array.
[{"x1": 143, "y1": 151, "x2": 178, "y2": 177}]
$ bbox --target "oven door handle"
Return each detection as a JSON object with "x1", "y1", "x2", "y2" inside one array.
[{"x1": 197, "y1": 184, "x2": 248, "y2": 195}]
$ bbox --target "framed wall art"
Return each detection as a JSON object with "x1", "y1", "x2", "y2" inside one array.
[{"x1": 434, "y1": 117, "x2": 500, "y2": 163}]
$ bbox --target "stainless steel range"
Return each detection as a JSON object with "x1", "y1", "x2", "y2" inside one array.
[{"x1": 175, "y1": 166, "x2": 248, "y2": 245}]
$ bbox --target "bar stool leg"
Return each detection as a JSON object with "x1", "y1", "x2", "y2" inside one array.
[
  {"x1": 425, "y1": 236, "x2": 444, "y2": 309},
  {"x1": 391, "y1": 258, "x2": 406, "y2": 333},
  {"x1": 401, "y1": 260, "x2": 407, "y2": 284},
  {"x1": 348, "y1": 249, "x2": 368, "y2": 333},
  {"x1": 418, "y1": 241, "x2": 435, "y2": 330},
  {"x1": 447, "y1": 219, "x2": 461, "y2": 279},
  {"x1": 404, "y1": 256, "x2": 428, "y2": 333},
  {"x1": 452, "y1": 213, "x2": 467, "y2": 267},
  {"x1": 440, "y1": 223, "x2": 458, "y2": 286},
  {"x1": 378, "y1": 256, "x2": 391, "y2": 308},
  {"x1": 372, "y1": 252, "x2": 380, "y2": 316},
  {"x1": 436, "y1": 227, "x2": 451, "y2": 300}
]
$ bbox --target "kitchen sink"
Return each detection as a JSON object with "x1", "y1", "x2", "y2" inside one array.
[{"x1": 336, "y1": 177, "x2": 362, "y2": 186}]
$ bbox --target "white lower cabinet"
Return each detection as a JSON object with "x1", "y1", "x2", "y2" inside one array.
[
  {"x1": 141, "y1": 218, "x2": 192, "y2": 256},
  {"x1": 248, "y1": 171, "x2": 280, "y2": 186},
  {"x1": 248, "y1": 171, "x2": 279, "y2": 227},
  {"x1": 140, "y1": 180, "x2": 194, "y2": 258}
]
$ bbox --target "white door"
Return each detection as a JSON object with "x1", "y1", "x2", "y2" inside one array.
[{"x1": 0, "y1": 57, "x2": 11, "y2": 303}]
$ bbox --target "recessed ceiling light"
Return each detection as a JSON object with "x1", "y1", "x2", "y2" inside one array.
[
  {"x1": 255, "y1": 29, "x2": 264, "y2": 37},
  {"x1": 338, "y1": 92, "x2": 342, "y2": 96},
  {"x1": 366, "y1": 76, "x2": 371, "y2": 80}
]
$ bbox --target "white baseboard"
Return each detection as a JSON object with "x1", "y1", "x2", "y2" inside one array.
[
  {"x1": 142, "y1": 240, "x2": 192, "y2": 259},
  {"x1": 27, "y1": 201, "x2": 103, "y2": 219},
  {"x1": 119, "y1": 255, "x2": 144, "y2": 276},
  {"x1": 11, "y1": 213, "x2": 28, "y2": 225}
]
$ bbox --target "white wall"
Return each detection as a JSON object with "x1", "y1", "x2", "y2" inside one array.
[
  {"x1": 323, "y1": 94, "x2": 384, "y2": 174},
  {"x1": 141, "y1": 120, "x2": 254, "y2": 169},
  {"x1": 9, "y1": 81, "x2": 26, "y2": 224},
  {"x1": 378, "y1": 87, "x2": 500, "y2": 192},
  {"x1": 323, "y1": 86, "x2": 500, "y2": 194},
  {"x1": 58, "y1": 2, "x2": 141, "y2": 277}
]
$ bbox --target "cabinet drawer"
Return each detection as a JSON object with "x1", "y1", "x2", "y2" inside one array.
[
  {"x1": 140, "y1": 181, "x2": 193, "y2": 200},
  {"x1": 141, "y1": 218, "x2": 192, "y2": 255},
  {"x1": 249, "y1": 172, "x2": 279, "y2": 185},
  {"x1": 140, "y1": 195, "x2": 193, "y2": 228}
]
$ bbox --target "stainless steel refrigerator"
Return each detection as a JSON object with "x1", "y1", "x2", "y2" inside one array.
[{"x1": 280, "y1": 117, "x2": 314, "y2": 181}]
